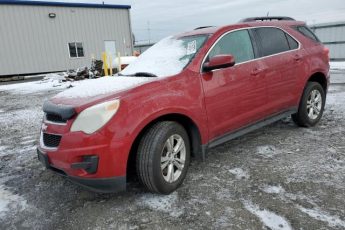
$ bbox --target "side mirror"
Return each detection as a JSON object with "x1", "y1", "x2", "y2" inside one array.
[{"x1": 202, "y1": 54, "x2": 235, "y2": 72}]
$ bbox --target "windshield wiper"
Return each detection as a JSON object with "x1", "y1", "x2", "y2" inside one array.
[
  {"x1": 132, "y1": 72, "x2": 158, "y2": 77},
  {"x1": 118, "y1": 72, "x2": 158, "y2": 78}
]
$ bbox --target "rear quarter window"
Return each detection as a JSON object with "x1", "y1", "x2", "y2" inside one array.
[{"x1": 293, "y1": 25, "x2": 320, "y2": 42}]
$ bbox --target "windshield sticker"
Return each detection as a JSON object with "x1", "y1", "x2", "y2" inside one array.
[{"x1": 186, "y1": 40, "x2": 197, "y2": 55}]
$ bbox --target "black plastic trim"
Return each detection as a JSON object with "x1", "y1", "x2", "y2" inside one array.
[
  {"x1": 71, "y1": 156, "x2": 99, "y2": 174},
  {"x1": 37, "y1": 148, "x2": 126, "y2": 193},
  {"x1": 43, "y1": 100, "x2": 76, "y2": 120},
  {"x1": 69, "y1": 176, "x2": 126, "y2": 193},
  {"x1": 208, "y1": 109, "x2": 297, "y2": 149}
]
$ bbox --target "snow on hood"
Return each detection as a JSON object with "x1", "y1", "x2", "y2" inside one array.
[
  {"x1": 121, "y1": 36, "x2": 189, "y2": 77},
  {"x1": 53, "y1": 76, "x2": 153, "y2": 99}
]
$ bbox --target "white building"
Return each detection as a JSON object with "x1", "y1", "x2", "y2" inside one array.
[
  {"x1": 310, "y1": 21, "x2": 345, "y2": 61},
  {"x1": 0, "y1": 0, "x2": 133, "y2": 76}
]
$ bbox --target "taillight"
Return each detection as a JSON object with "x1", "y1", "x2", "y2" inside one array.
[{"x1": 323, "y1": 47, "x2": 330, "y2": 62}]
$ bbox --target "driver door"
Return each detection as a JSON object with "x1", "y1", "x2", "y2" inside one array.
[{"x1": 201, "y1": 29, "x2": 268, "y2": 141}]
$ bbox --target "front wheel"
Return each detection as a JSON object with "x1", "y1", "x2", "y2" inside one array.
[
  {"x1": 136, "y1": 121, "x2": 190, "y2": 194},
  {"x1": 292, "y1": 82, "x2": 326, "y2": 127}
]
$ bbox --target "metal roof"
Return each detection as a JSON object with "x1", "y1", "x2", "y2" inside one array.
[{"x1": 0, "y1": 0, "x2": 131, "y2": 9}]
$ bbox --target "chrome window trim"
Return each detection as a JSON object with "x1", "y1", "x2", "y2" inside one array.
[{"x1": 200, "y1": 26, "x2": 301, "y2": 72}]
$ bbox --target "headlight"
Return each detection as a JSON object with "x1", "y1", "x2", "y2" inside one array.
[{"x1": 70, "y1": 99, "x2": 120, "y2": 134}]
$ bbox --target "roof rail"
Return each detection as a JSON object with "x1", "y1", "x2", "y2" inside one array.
[
  {"x1": 194, "y1": 26, "x2": 214, "y2": 30},
  {"x1": 240, "y1": 16, "x2": 295, "y2": 22}
]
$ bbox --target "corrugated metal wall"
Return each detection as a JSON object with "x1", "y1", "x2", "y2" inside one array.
[
  {"x1": 310, "y1": 22, "x2": 345, "y2": 61},
  {"x1": 0, "y1": 4, "x2": 132, "y2": 76}
]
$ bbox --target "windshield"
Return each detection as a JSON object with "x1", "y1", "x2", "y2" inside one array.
[{"x1": 121, "y1": 35, "x2": 208, "y2": 77}]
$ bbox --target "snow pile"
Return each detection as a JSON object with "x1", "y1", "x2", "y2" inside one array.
[
  {"x1": 54, "y1": 76, "x2": 152, "y2": 99},
  {"x1": 330, "y1": 61, "x2": 345, "y2": 71},
  {"x1": 137, "y1": 192, "x2": 183, "y2": 217},
  {"x1": 228, "y1": 167, "x2": 250, "y2": 180},
  {"x1": 243, "y1": 201, "x2": 292, "y2": 230},
  {"x1": 0, "y1": 185, "x2": 27, "y2": 218},
  {"x1": 121, "y1": 36, "x2": 189, "y2": 77}
]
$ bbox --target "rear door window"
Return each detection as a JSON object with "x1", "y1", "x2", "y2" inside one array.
[
  {"x1": 254, "y1": 27, "x2": 291, "y2": 57},
  {"x1": 208, "y1": 29, "x2": 255, "y2": 63}
]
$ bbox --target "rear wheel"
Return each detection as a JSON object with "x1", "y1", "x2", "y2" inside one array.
[
  {"x1": 292, "y1": 82, "x2": 325, "y2": 127},
  {"x1": 136, "y1": 121, "x2": 190, "y2": 194}
]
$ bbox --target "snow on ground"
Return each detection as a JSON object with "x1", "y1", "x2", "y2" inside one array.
[
  {"x1": 261, "y1": 185, "x2": 285, "y2": 194},
  {"x1": 297, "y1": 206, "x2": 345, "y2": 228},
  {"x1": 256, "y1": 145, "x2": 281, "y2": 158},
  {"x1": 243, "y1": 200, "x2": 292, "y2": 230},
  {"x1": 326, "y1": 90, "x2": 345, "y2": 108},
  {"x1": 0, "y1": 185, "x2": 27, "y2": 219},
  {"x1": 228, "y1": 168, "x2": 250, "y2": 180},
  {"x1": 0, "y1": 146, "x2": 8, "y2": 152},
  {"x1": 136, "y1": 192, "x2": 184, "y2": 217},
  {"x1": 0, "y1": 73, "x2": 72, "y2": 94},
  {"x1": 260, "y1": 183, "x2": 345, "y2": 228},
  {"x1": 330, "y1": 61, "x2": 345, "y2": 70}
]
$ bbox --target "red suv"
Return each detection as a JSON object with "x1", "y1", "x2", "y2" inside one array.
[{"x1": 37, "y1": 17, "x2": 330, "y2": 194}]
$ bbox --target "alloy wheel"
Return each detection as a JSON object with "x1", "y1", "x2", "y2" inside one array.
[
  {"x1": 160, "y1": 134, "x2": 186, "y2": 183},
  {"x1": 307, "y1": 89, "x2": 322, "y2": 120}
]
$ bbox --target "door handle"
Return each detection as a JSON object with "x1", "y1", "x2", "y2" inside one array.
[{"x1": 294, "y1": 54, "x2": 302, "y2": 61}]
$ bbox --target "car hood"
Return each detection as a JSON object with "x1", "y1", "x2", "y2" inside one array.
[{"x1": 49, "y1": 76, "x2": 157, "y2": 110}]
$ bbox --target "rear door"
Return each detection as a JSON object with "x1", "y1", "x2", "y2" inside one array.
[
  {"x1": 253, "y1": 27, "x2": 302, "y2": 113},
  {"x1": 201, "y1": 29, "x2": 267, "y2": 140}
]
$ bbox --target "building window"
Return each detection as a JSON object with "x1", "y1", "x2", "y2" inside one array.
[{"x1": 68, "y1": 42, "x2": 84, "y2": 58}]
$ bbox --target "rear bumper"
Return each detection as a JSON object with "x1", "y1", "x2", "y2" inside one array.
[{"x1": 37, "y1": 148, "x2": 126, "y2": 193}]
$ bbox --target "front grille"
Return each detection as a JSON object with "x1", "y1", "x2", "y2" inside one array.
[
  {"x1": 43, "y1": 133, "x2": 62, "y2": 148},
  {"x1": 46, "y1": 113, "x2": 67, "y2": 124}
]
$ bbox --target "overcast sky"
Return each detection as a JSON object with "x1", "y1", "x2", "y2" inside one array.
[{"x1": 36, "y1": 0, "x2": 345, "y2": 43}]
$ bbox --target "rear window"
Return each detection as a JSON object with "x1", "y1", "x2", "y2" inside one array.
[
  {"x1": 254, "y1": 27, "x2": 291, "y2": 57},
  {"x1": 293, "y1": 25, "x2": 320, "y2": 42}
]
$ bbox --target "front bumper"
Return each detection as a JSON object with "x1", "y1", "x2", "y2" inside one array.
[{"x1": 37, "y1": 148, "x2": 126, "y2": 193}]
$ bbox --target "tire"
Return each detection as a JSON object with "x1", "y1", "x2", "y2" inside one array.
[
  {"x1": 136, "y1": 121, "x2": 190, "y2": 194},
  {"x1": 292, "y1": 82, "x2": 326, "y2": 127}
]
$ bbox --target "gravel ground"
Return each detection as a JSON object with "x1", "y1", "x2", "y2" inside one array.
[{"x1": 0, "y1": 75, "x2": 344, "y2": 230}]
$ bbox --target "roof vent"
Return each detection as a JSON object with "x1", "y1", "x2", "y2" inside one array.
[{"x1": 240, "y1": 16, "x2": 295, "y2": 22}]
